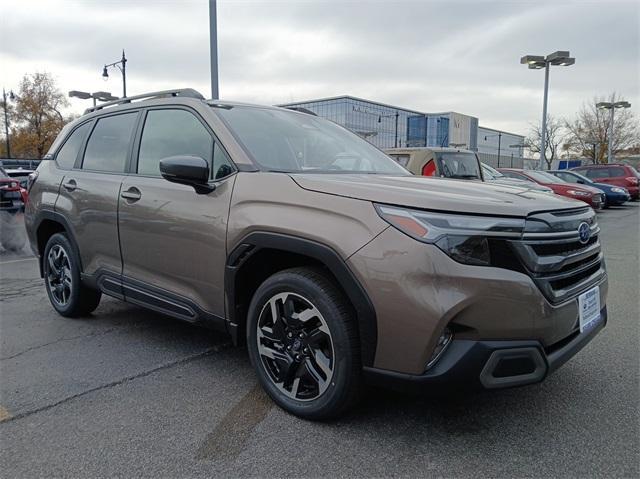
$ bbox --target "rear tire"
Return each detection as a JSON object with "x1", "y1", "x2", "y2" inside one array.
[
  {"x1": 43, "y1": 233, "x2": 102, "y2": 317},
  {"x1": 246, "y1": 267, "x2": 362, "y2": 420}
]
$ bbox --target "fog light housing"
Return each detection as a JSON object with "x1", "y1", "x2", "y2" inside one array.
[{"x1": 426, "y1": 327, "x2": 453, "y2": 370}]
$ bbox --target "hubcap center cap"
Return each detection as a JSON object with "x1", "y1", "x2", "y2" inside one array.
[{"x1": 292, "y1": 338, "x2": 303, "y2": 351}]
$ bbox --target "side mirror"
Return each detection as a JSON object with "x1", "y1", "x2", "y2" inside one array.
[
  {"x1": 159, "y1": 156, "x2": 215, "y2": 194},
  {"x1": 576, "y1": 179, "x2": 585, "y2": 184}
]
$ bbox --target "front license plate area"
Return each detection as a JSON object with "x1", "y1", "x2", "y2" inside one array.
[{"x1": 578, "y1": 285, "x2": 601, "y2": 333}]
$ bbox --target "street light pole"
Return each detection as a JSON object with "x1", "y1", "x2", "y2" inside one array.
[
  {"x1": 209, "y1": 0, "x2": 219, "y2": 100},
  {"x1": 394, "y1": 111, "x2": 399, "y2": 148},
  {"x1": 484, "y1": 132, "x2": 502, "y2": 167},
  {"x1": 2, "y1": 88, "x2": 11, "y2": 158},
  {"x1": 596, "y1": 101, "x2": 632, "y2": 163},
  {"x1": 521, "y1": 51, "x2": 575, "y2": 170},
  {"x1": 102, "y1": 50, "x2": 127, "y2": 98},
  {"x1": 540, "y1": 62, "x2": 550, "y2": 171}
]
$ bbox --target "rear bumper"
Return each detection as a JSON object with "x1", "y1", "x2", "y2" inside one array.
[{"x1": 363, "y1": 306, "x2": 607, "y2": 392}]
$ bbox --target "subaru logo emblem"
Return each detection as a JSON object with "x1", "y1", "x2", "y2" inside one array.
[{"x1": 578, "y1": 222, "x2": 590, "y2": 244}]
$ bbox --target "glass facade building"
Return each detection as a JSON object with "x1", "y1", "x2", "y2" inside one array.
[
  {"x1": 280, "y1": 96, "x2": 422, "y2": 149},
  {"x1": 279, "y1": 96, "x2": 524, "y2": 166}
]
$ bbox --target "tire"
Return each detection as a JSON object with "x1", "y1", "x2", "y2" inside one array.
[
  {"x1": 246, "y1": 267, "x2": 362, "y2": 420},
  {"x1": 43, "y1": 232, "x2": 102, "y2": 317}
]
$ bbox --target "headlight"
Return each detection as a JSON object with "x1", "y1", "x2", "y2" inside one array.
[
  {"x1": 611, "y1": 187, "x2": 626, "y2": 194},
  {"x1": 375, "y1": 204, "x2": 524, "y2": 266},
  {"x1": 566, "y1": 189, "x2": 590, "y2": 196}
]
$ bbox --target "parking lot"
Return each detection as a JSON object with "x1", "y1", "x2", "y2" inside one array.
[{"x1": 0, "y1": 204, "x2": 638, "y2": 478}]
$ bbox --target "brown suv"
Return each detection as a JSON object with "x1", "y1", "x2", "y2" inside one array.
[{"x1": 25, "y1": 89, "x2": 608, "y2": 419}]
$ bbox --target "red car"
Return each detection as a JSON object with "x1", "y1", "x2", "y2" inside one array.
[
  {"x1": 570, "y1": 163, "x2": 639, "y2": 200},
  {"x1": 497, "y1": 168, "x2": 606, "y2": 209}
]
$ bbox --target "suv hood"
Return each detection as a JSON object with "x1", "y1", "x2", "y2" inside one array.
[{"x1": 291, "y1": 174, "x2": 583, "y2": 217}]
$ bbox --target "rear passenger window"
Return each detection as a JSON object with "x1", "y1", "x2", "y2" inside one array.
[
  {"x1": 608, "y1": 167, "x2": 625, "y2": 177},
  {"x1": 138, "y1": 109, "x2": 214, "y2": 176},
  {"x1": 82, "y1": 113, "x2": 137, "y2": 173},
  {"x1": 585, "y1": 169, "x2": 605, "y2": 179},
  {"x1": 56, "y1": 122, "x2": 91, "y2": 169}
]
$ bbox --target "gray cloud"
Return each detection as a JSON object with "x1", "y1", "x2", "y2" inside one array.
[{"x1": 1, "y1": 0, "x2": 638, "y2": 134}]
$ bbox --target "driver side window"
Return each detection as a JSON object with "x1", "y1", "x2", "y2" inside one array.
[{"x1": 138, "y1": 109, "x2": 213, "y2": 176}]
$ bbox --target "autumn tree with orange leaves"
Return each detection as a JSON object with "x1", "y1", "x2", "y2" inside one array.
[{"x1": 1, "y1": 72, "x2": 73, "y2": 158}]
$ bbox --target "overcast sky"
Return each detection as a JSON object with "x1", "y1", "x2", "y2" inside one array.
[{"x1": 1, "y1": 0, "x2": 638, "y2": 135}]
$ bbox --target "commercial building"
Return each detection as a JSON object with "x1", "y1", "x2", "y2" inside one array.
[{"x1": 280, "y1": 95, "x2": 526, "y2": 168}]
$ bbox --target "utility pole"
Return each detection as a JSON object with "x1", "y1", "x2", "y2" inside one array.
[
  {"x1": 394, "y1": 111, "x2": 399, "y2": 148},
  {"x1": 2, "y1": 88, "x2": 11, "y2": 158},
  {"x1": 540, "y1": 62, "x2": 549, "y2": 170},
  {"x1": 209, "y1": 0, "x2": 219, "y2": 100}
]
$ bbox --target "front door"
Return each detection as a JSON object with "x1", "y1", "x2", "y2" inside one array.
[{"x1": 118, "y1": 107, "x2": 236, "y2": 318}]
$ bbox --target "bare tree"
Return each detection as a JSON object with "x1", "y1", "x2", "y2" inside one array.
[
  {"x1": 525, "y1": 115, "x2": 564, "y2": 169},
  {"x1": 564, "y1": 93, "x2": 639, "y2": 164}
]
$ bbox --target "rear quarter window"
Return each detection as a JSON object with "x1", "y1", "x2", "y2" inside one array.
[
  {"x1": 608, "y1": 167, "x2": 626, "y2": 177},
  {"x1": 55, "y1": 122, "x2": 92, "y2": 169}
]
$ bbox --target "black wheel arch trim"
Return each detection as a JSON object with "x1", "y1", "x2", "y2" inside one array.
[
  {"x1": 32, "y1": 209, "x2": 83, "y2": 277},
  {"x1": 225, "y1": 231, "x2": 378, "y2": 367}
]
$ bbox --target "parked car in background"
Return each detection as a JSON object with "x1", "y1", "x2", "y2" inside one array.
[
  {"x1": 0, "y1": 166, "x2": 25, "y2": 213},
  {"x1": 498, "y1": 168, "x2": 605, "y2": 209},
  {"x1": 570, "y1": 164, "x2": 639, "y2": 200},
  {"x1": 549, "y1": 170, "x2": 630, "y2": 207},
  {"x1": 481, "y1": 163, "x2": 554, "y2": 194},
  {"x1": 385, "y1": 147, "x2": 483, "y2": 180},
  {"x1": 0, "y1": 159, "x2": 41, "y2": 188}
]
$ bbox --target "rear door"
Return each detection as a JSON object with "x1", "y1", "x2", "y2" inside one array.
[
  {"x1": 118, "y1": 107, "x2": 236, "y2": 318},
  {"x1": 54, "y1": 111, "x2": 139, "y2": 288}
]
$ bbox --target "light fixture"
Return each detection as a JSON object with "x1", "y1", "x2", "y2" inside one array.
[{"x1": 520, "y1": 50, "x2": 575, "y2": 170}]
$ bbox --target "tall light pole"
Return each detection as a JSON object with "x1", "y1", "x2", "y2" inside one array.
[
  {"x1": 209, "y1": 0, "x2": 219, "y2": 99},
  {"x1": 521, "y1": 51, "x2": 575, "y2": 170},
  {"x1": 378, "y1": 111, "x2": 400, "y2": 148},
  {"x1": 102, "y1": 50, "x2": 127, "y2": 98},
  {"x1": 484, "y1": 132, "x2": 502, "y2": 167},
  {"x1": 509, "y1": 143, "x2": 525, "y2": 168},
  {"x1": 596, "y1": 101, "x2": 631, "y2": 164},
  {"x1": 1, "y1": 88, "x2": 14, "y2": 158}
]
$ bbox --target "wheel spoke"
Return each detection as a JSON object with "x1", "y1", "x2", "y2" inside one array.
[
  {"x1": 304, "y1": 357, "x2": 328, "y2": 387},
  {"x1": 292, "y1": 306, "x2": 317, "y2": 324},
  {"x1": 313, "y1": 349, "x2": 332, "y2": 378},
  {"x1": 48, "y1": 254, "x2": 59, "y2": 274}
]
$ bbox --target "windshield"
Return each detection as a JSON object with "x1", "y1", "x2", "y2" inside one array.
[
  {"x1": 436, "y1": 152, "x2": 481, "y2": 179},
  {"x1": 526, "y1": 170, "x2": 563, "y2": 183},
  {"x1": 214, "y1": 106, "x2": 409, "y2": 174},
  {"x1": 481, "y1": 163, "x2": 504, "y2": 180}
]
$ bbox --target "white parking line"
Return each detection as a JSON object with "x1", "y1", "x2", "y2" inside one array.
[{"x1": 0, "y1": 257, "x2": 37, "y2": 265}]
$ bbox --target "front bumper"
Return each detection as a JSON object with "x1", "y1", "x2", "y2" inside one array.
[{"x1": 363, "y1": 306, "x2": 606, "y2": 392}]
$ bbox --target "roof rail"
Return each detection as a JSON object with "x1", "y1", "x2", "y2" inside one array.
[{"x1": 83, "y1": 88, "x2": 205, "y2": 114}]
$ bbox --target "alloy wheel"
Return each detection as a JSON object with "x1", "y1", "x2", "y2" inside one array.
[
  {"x1": 46, "y1": 244, "x2": 72, "y2": 306},
  {"x1": 256, "y1": 292, "x2": 335, "y2": 401}
]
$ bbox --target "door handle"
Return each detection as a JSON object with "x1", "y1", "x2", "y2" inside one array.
[
  {"x1": 121, "y1": 187, "x2": 142, "y2": 201},
  {"x1": 62, "y1": 179, "x2": 77, "y2": 191}
]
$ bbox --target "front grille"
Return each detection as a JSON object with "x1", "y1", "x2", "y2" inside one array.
[{"x1": 508, "y1": 207, "x2": 606, "y2": 304}]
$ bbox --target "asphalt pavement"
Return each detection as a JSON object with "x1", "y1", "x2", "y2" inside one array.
[{"x1": 1, "y1": 204, "x2": 638, "y2": 478}]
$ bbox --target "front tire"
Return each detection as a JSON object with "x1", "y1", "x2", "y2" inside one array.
[
  {"x1": 246, "y1": 267, "x2": 362, "y2": 420},
  {"x1": 43, "y1": 233, "x2": 102, "y2": 317}
]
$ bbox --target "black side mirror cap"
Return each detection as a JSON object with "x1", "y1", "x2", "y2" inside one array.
[{"x1": 159, "y1": 156, "x2": 215, "y2": 194}]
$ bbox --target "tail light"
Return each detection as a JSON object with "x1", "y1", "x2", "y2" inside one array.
[
  {"x1": 27, "y1": 170, "x2": 39, "y2": 192},
  {"x1": 625, "y1": 176, "x2": 638, "y2": 185},
  {"x1": 0, "y1": 180, "x2": 19, "y2": 190}
]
